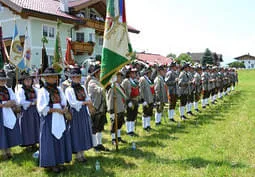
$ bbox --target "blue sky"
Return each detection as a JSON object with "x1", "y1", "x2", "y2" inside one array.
[{"x1": 126, "y1": 0, "x2": 255, "y2": 65}]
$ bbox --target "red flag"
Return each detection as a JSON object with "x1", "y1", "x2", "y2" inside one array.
[{"x1": 65, "y1": 38, "x2": 75, "y2": 65}]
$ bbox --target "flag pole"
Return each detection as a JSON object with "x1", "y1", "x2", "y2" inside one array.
[{"x1": 113, "y1": 82, "x2": 119, "y2": 151}]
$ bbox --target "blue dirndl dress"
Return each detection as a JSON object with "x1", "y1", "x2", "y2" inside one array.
[
  {"x1": 37, "y1": 86, "x2": 72, "y2": 167},
  {"x1": 65, "y1": 85, "x2": 93, "y2": 153},
  {"x1": 0, "y1": 87, "x2": 21, "y2": 149},
  {"x1": 16, "y1": 86, "x2": 40, "y2": 146}
]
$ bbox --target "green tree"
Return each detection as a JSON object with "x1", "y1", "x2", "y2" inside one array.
[
  {"x1": 166, "y1": 53, "x2": 176, "y2": 59},
  {"x1": 201, "y1": 48, "x2": 213, "y2": 66},
  {"x1": 176, "y1": 53, "x2": 192, "y2": 64},
  {"x1": 228, "y1": 61, "x2": 245, "y2": 68}
]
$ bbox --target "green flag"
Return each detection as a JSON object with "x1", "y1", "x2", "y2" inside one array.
[
  {"x1": 100, "y1": 0, "x2": 133, "y2": 87},
  {"x1": 53, "y1": 20, "x2": 63, "y2": 73}
]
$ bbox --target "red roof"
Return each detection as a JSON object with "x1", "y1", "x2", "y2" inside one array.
[
  {"x1": 127, "y1": 25, "x2": 140, "y2": 34},
  {"x1": 136, "y1": 53, "x2": 172, "y2": 65},
  {"x1": 2, "y1": 0, "x2": 78, "y2": 21}
]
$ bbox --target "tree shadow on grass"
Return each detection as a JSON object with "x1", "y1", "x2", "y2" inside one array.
[
  {"x1": 40, "y1": 155, "x2": 136, "y2": 177},
  {"x1": 184, "y1": 91, "x2": 244, "y2": 128},
  {"x1": 168, "y1": 157, "x2": 247, "y2": 169}
]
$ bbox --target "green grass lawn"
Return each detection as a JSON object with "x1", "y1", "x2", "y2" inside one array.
[{"x1": 1, "y1": 69, "x2": 255, "y2": 177}]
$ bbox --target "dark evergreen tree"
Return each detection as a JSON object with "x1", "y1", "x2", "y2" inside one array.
[{"x1": 201, "y1": 48, "x2": 213, "y2": 66}]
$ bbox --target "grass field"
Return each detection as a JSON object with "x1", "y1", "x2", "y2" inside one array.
[{"x1": 1, "y1": 70, "x2": 255, "y2": 177}]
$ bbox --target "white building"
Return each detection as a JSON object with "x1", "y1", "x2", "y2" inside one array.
[{"x1": 234, "y1": 54, "x2": 255, "y2": 69}]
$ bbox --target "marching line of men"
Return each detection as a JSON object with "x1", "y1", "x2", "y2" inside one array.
[{"x1": 0, "y1": 62, "x2": 238, "y2": 173}]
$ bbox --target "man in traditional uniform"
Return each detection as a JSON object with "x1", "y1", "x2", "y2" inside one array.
[
  {"x1": 178, "y1": 63, "x2": 189, "y2": 120},
  {"x1": 186, "y1": 64, "x2": 195, "y2": 115},
  {"x1": 201, "y1": 66, "x2": 209, "y2": 108},
  {"x1": 154, "y1": 66, "x2": 168, "y2": 125},
  {"x1": 209, "y1": 66, "x2": 217, "y2": 104},
  {"x1": 87, "y1": 65, "x2": 109, "y2": 151},
  {"x1": 217, "y1": 67, "x2": 224, "y2": 99},
  {"x1": 139, "y1": 67, "x2": 154, "y2": 130},
  {"x1": 193, "y1": 65, "x2": 202, "y2": 112},
  {"x1": 106, "y1": 72, "x2": 127, "y2": 145},
  {"x1": 121, "y1": 68, "x2": 139, "y2": 136},
  {"x1": 165, "y1": 62, "x2": 178, "y2": 122}
]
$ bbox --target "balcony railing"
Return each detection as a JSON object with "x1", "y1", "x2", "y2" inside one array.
[
  {"x1": 71, "y1": 41, "x2": 95, "y2": 55},
  {"x1": 82, "y1": 18, "x2": 105, "y2": 33}
]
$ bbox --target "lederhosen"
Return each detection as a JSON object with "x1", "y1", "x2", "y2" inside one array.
[
  {"x1": 179, "y1": 84, "x2": 188, "y2": 106},
  {"x1": 126, "y1": 79, "x2": 139, "y2": 122},
  {"x1": 91, "y1": 95, "x2": 107, "y2": 134}
]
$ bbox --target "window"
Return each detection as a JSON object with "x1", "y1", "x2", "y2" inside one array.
[
  {"x1": 90, "y1": 9, "x2": 97, "y2": 20},
  {"x1": 0, "y1": 3, "x2": 4, "y2": 12},
  {"x1": 42, "y1": 25, "x2": 55, "y2": 38},
  {"x1": 48, "y1": 55, "x2": 54, "y2": 65},
  {"x1": 89, "y1": 33, "x2": 94, "y2": 42},
  {"x1": 99, "y1": 37, "x2": 103, "y2": 46},
  {"x1": 49, "y1": 27, "x2": 55, "y2": 38},
  {"x1": 76, "y1": 32, "x2": 84, "y2": 42}
]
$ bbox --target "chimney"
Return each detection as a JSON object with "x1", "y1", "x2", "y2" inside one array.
[{"x1": 60, "y1": 0, "x2": 69, "y2": 13}]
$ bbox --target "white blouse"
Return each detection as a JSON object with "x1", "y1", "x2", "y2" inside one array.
[
  {"x1": 16, "y1": 85, "x2": 38, "y2": 110},
  {"x1": 65, "y1": 85, "x2": 90, "y2": 112}
]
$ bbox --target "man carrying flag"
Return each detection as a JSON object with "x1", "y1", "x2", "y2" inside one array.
[{"x1": 100, "y1": 0, "x2": 133, "y2": 150}]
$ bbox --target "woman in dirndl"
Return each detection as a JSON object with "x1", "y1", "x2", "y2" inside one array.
[
  {"x1": 65, "y1": 67, "x2": 93, "y2": 162},
  {"x1": 16, "y1": 71, "x2": 40, "y2": 150},
  {"x1": 0, "y1": 70, "x2": 21, "y2": 160},
  {"x1": 37, "y1": 67, "x2": 72, "y2": 173}
]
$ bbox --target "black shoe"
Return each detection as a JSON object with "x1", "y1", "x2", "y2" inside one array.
[
  {"x1": 202, "y1": 106, "x2": 206, "y2": 109},
  {"x1": 127, "y1": 132, "x2": 133, "y2": 136},
  {"x1": 211, "y1": 102, "x2": 216, "y2": 105},
  {"x1": 94, "y1": 146, "x2": 99, "y2": 152},
  {"x1": 97, "y1": 144, "x2": 110, "y2": 152},
  {"x1": 187, "y1": 111, "x2": 194, "y2": 116},
  {"x1": 144, "y1": 127, "x2": 150, "y2": 131},
  {"x1": 169, "y1": 119, "x2": 177, "y2": 123},
  {"x1": 6, "y1": 153, "x2": 12, "y2": 159},
  {"x1": 183, "y1": 115, "x2": 188, "y2": 119},
  {"x1": 155, "y1": 122, "x2": 161, "y2": 126},
  {"x1": 51, "y1": 167, "x2": 61, "y2": 173},
  {"x1": 132, "y1": 132, "x2": 138, "y2": 137},
  {"x1": 181, "y1": 115, "x2": 187, "y2": 120},
  {"x1": 118, "y1": 137, "x2": 127, "y2": 143},
  {"x1": 195, "y1": 109, "x2": 201, "y2": 113}
]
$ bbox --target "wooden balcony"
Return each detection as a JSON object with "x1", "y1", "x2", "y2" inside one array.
[
  {"x1": 83, "y1": 18, "x2": 105, "y2": 33},
  {"x1": 71, "y1": 41, "x2": 95, "y2": 55}
]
